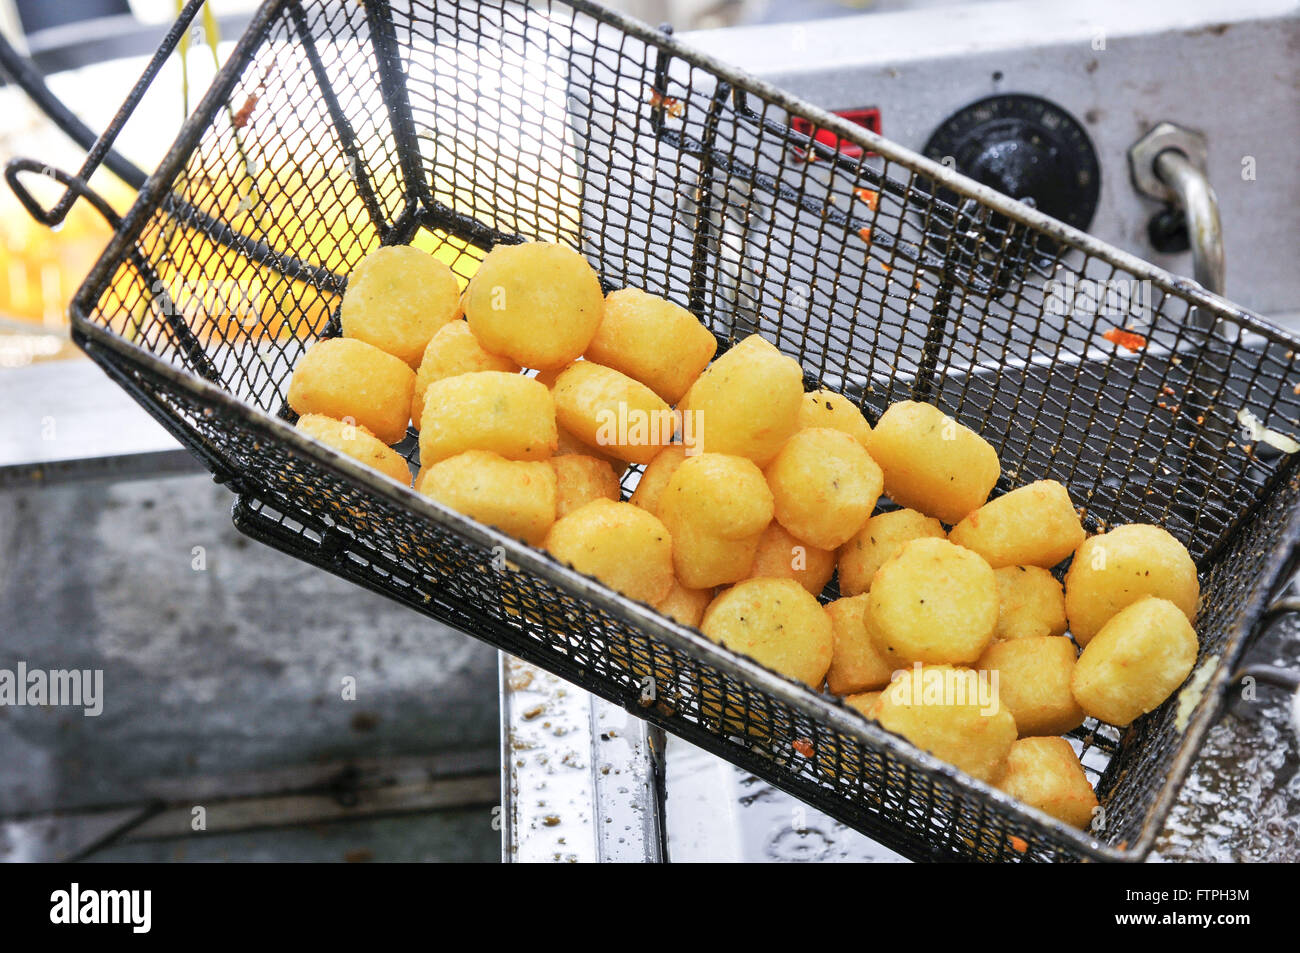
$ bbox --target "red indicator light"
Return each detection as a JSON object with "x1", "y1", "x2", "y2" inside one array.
[{"x1": 790, "y1": 107, "x2": 881, "y2": 161}]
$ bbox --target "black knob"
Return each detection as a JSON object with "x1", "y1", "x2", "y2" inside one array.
[{"x1": 922, "y1": 94, "x2": 1101, "y2": 235}]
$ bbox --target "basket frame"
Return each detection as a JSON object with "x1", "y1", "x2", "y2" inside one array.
[{"x1": 66, "y1": 0, "x2": 1300, "y2": 861}]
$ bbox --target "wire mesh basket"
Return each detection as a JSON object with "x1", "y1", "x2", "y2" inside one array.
[{"x1": 57, "y1": 0, "x2": 1300, "y2": 861}]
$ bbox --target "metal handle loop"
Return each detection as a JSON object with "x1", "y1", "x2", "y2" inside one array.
[{"x1": 0, "y1": 0, "x2": 207, "y2": 227}]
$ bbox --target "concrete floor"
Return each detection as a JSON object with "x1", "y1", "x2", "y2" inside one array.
[{"x1": 0, "y1": 472, "x2": 500, "y2": 861}]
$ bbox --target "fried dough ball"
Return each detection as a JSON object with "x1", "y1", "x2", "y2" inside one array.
[
  {"x1": 552, "y1": 361, "x2": 675, "y2": 465},
  {"x1": 825, "y1": 593, "x2": 894, "y2": 696},
  {"x1": 866, "y1": 400, "x2": 1000, "y2": 524},
  {"x1": 340, "y1": 245, "x2": 460, "y2": 367},
  {"x1": 747, "y1": 521, "x2": 835, "y2": 595},
  {"x1": 288, "y1": 337, "x2": 415, "y2": 445},
  {"x1": 976, "y1": 636, "x2": 1084, "y2": 737},
  {"x1": 949, "y1": 479, "x2": 1085, "y2": 569},
  {"x1": 659, "y1": 453, "x2": 775, "y2": 589},
  {"x1": 1071, "y1": 596, "x2": 1198, "y2": 726},
  {"x1": 764, "y1": 427, "x2": 884, "y2": 550},
  {"x1": 553, "y1": 423, "x2": 627, "y2": 476},
  {"x1": 797, "y1": 389, "x2": 872, "y2": 448},
  {"x1": 418, "y1": 370, "x2": 557, "y2": 464},
  {"x1": 1064, "y1": 523, "x2": 1199, "y2": 645},
  {"x1": 543, "y1": 499, "x2": 674, "y2": 606},
  {"x1": 993, "y1": 566, "x2": 1067, "y2": 641},
  {"x1": 411, "y1": 321, "x2": 519, "y2": 426},
  {"x1": 295, "y1": 414, "x2": 412, "y2": 485},
  {"x1": 585, "y1": 287, "x2": 717, "y2": 403},
  {"x1": 875, "y1": 664, "x2": 1018, "y2": 783},
  {"x1": 678, "y1": 334, "x2": 803, "y2": 466},
  {"x1": 701, "y1": 578, "x2": 833, "y2": 688},
  {"x1": 868, "y1": 538, "x2": 998, "y2": 666},
  {"x1": 845, "y1": 691, "x2": 882, "y2": 719},
  {"x1": 629, "y1": 446, "x2": 687, "y2": 516},
  {"x1": 995, "y1": 737, "x2": 1098, "y2": 830},
  {"x1": 655, "y1": 577, "x2": 713, "y2": 629},
  {"x1": 836, "y1": 508, "x2": 946, "y2": 597},
  {"x1": 416, "y1": 450, "x2": 556, "y2": 544},
  {"x1": 464, "y1": 241, "x2": 604, "y2": 369},
  {"x1": 550, "y1": 454, "x2": 621, "y2": 518}
]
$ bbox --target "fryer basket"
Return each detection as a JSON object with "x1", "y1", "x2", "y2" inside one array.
[{"x1": 60, "y1": 0, "x2": 1300, "y2": 861}]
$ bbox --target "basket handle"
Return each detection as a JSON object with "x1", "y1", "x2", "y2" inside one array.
[{"x1": 0, "y1": 0, "x2": 208, "y2": 227}]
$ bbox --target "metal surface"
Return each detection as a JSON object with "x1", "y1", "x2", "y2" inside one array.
[
  {"x1": 46, "y1": 0, "x2": 1300, "y2": 861},
  {"x1": 678, "y1": 0, "x2": 1300, "y2": 319},
  {"x1": 1128, "y1": 121, "x2": 1210, "y2": 208},
  {"x1": 0, "y1": 471, "x2": 501, "y2": 821},
  {"x1": 0, "y1": 360, "x2": 197, "y2": 486},
  {"x1": 500, "y1": 654, "x2": 664, "y2": 862}
]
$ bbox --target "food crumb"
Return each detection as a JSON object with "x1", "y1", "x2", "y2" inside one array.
[
  {"x1": 854, "y1": 187, "x2": 880, "y2": 211},
  {"x1": 1102, "y1": 327, "x2": 1147, "y2": 351}
]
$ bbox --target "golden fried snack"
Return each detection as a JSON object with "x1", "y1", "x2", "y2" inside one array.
[
  {"x1": 866, "y1": 400, "x2": 1000, "y2": 524},
  {"x1": 764, "y1": 428, "x2": 884, "y2": 550},
  {"x1": 949, "y1": 479, "x2": 1085, "y2": 569},
  {"x1": 1071, "y1": 596, "x2": 1197, "y2": 726},
  {"x1": 552, "y1": 361, "x2": 675, "y2": 466},
  {"x1": 659, "y1": 453, "x2": 775, "y2": 588},
  {"x1": 585, "y1": 287, "x2": 717, "y2": 403},
  {"x1": 464, "y1": 242, "x2": 604, "y2": 369},
  {"x1": 976, "y1": 636, "x2": 1084, "y2": 737},
  {"x1": 629, "y1": 445, "x2": 687, "y2": 516},
  {"x1": 1064, "y1": 523, "x2": 1199, "y2": 645},
  {"x1": 340, "y1": 245, "x2": 460, "y2": 367},
  {"x1": 993, "y1": 565, "x2": 1068, "y2": 641},
  {"x1": 550, "y1": 454, "x2": 621, "y2": 518},
  {"x1": 845, "y1": 691, "x2": 882, "y2": 719},
  {"x1": 875, "y1": 664, "x2": 1017, "y2": 783},
  {"x1": 287, "y1": 337, "x2": 416, "y2": 445},
  {"x1": 747, "y1": 521, "x2": 835, "y2": 595},
  {"x1": 416, "y1": 450, "x2": 556, "y2": 544},
  {"x1": 418, "y1": 370, "x2": 557, "y2": 465},
  {"x1": 411, "y1": 321, "x2": 519, "y2": 427},
  {"x1": 655, "y1": 577, "x2": 713, "y2": 628},
  {"x1": 666, "y1": 523, "x2": 763, "y2": 591},
  {"x1": 836, "y1": 508, "x2": 946, "y2": 596},
  {"x1": 553, "y1": 419, "x2": 627, "y2": 476},
  {"x1": 995, "y1": 737, "x2": 1098, "y2": 829},
  {"x1": 868, "y1": 538, "x2": 998, "y2": 665},
  {"x1": 797, "y1": 389, "x2": 872, "y2": 448},
  {"x1": 295, "y1": 414, "x2": 412, "y2": 485},
  {"x1": 701, "y1": 578, "x2": 833, "y2": 687},
  {"x1": 825, "y1": 593, "x2": 894, "y2": 696},
  {"x1": 678, "y1": 334, "x2": 803, "y2": 466},
  {"x1": 544, "y1": 499, "x2": 674, "y2": 605}
]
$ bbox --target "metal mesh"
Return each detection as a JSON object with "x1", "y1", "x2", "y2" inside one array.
[{"x1": 72, "y1": 0, "x2": 1300, "y2": 861}]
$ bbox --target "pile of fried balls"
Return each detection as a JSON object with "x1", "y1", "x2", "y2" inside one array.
[{"x1": 286, "y1": 241, "x2": 1201, "y2": 831}]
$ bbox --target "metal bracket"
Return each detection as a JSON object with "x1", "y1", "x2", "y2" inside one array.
[{"x1": 1128, "y1": 121, "x2": 1210, "y2": 205}]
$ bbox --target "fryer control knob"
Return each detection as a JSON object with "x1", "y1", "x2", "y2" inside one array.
[{"x1": 922, "y1": 93, "x2": 1101, "y2": 234}]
